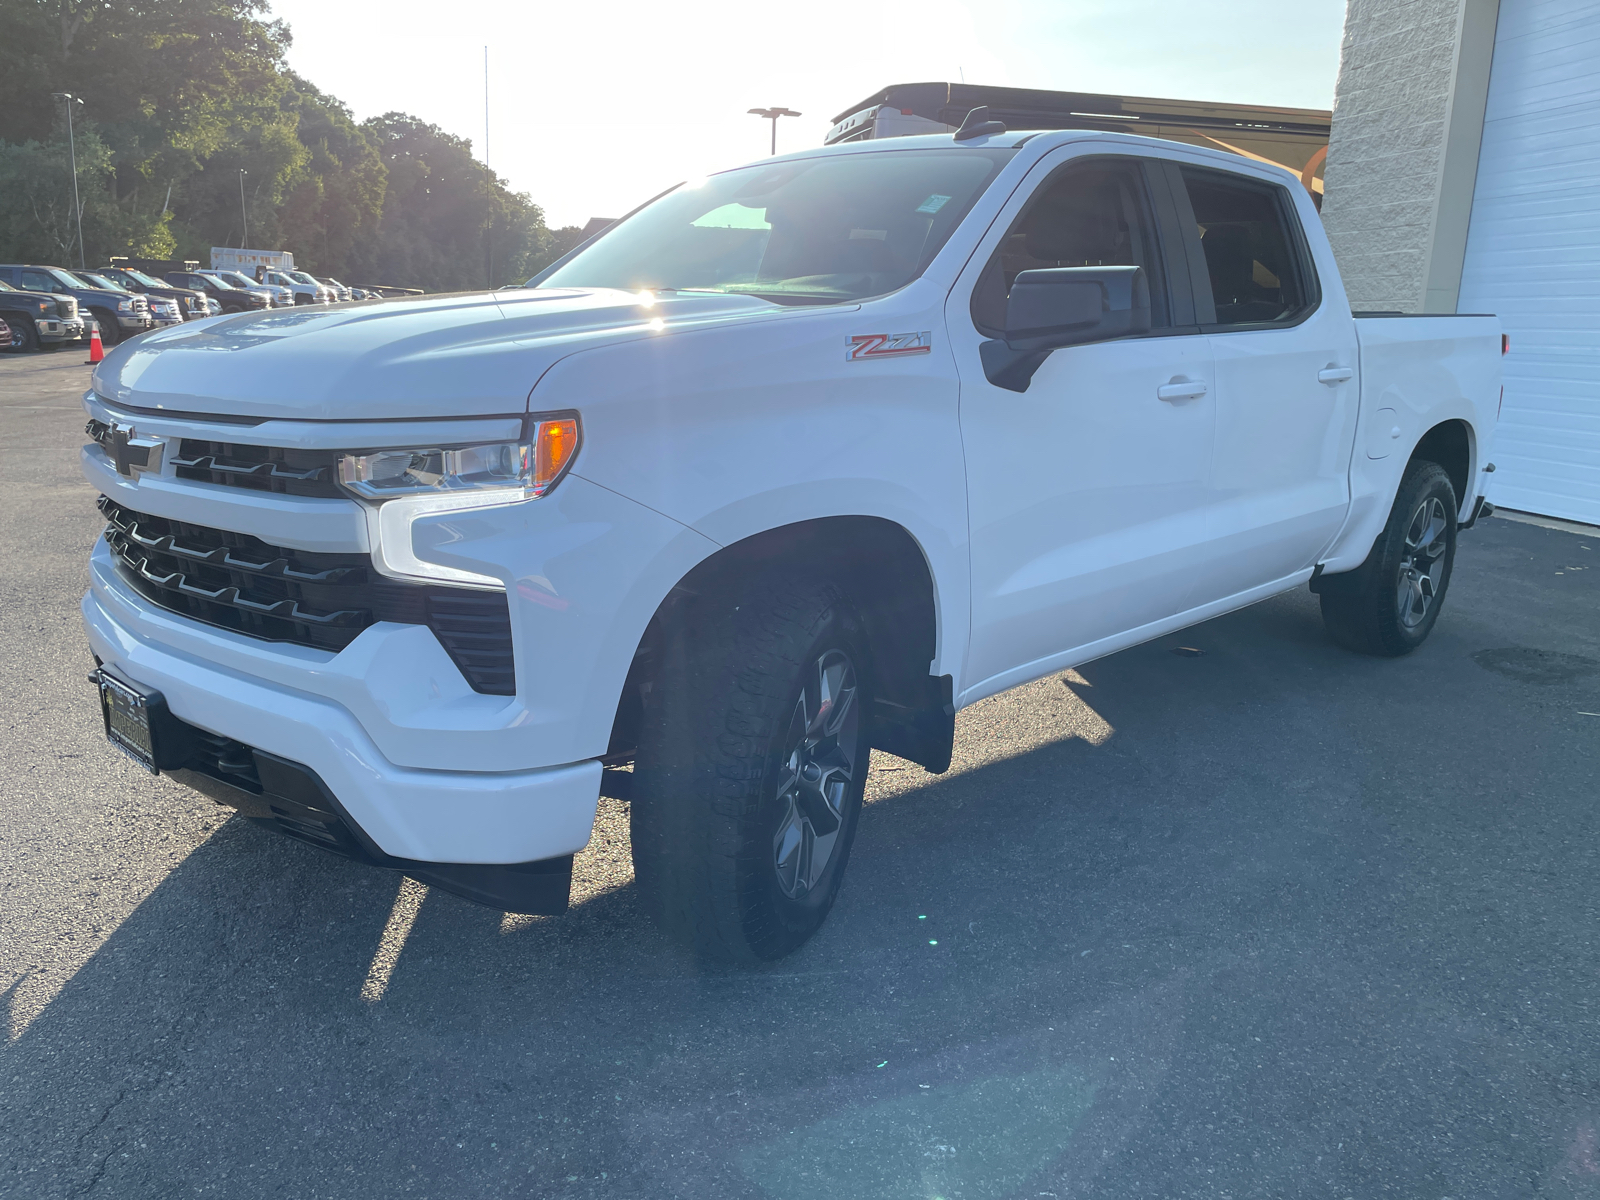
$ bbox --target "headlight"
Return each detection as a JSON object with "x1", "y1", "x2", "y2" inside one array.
[
  {"x1": 338, "y1": 414, "x2": 581, "y2": 588},
  {"x1": 116, "y1": 299, "x2": 134, "y2": 313},
  {"x1": 338, "y1": 416, "x2": 579, "y2": 501}
]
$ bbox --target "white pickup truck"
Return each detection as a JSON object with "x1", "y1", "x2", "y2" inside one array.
[{"x1": 81, "y1": 123, "x2": 1501, "y2": 963}]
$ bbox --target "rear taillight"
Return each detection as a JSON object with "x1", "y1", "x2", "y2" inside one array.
[{"x1": 1502, "y1": 333, "x2": 1509, "y2": 355}]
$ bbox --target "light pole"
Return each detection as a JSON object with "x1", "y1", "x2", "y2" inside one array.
[
  {"x1": 51, "y1": 93, "x2": 85, "y2": 268},
  {"x1": 747, "y1": 107, "x2": 801, "y2": 156},
  {"x1": 238, "y1": 169, "x2": 249, "y2": 248}
]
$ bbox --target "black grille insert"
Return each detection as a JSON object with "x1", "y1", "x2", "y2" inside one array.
[
  {"x1": 100, "y1": 495, "x2": 516, "y2": 695},
  {"x1": 171, "y1": 438, "x2": 343, "y2": 498}
]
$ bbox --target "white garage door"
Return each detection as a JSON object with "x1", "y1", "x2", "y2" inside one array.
[{"x1": 1458, "y1": 0, "x2": 1600, "y2": 525}]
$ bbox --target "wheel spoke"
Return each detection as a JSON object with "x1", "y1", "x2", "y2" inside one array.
[{"x1": 771, "y1": 645, "x2": 861, "y2": 899}]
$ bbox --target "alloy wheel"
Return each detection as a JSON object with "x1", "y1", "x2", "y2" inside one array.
[
  {"x1": 771, "y1": 648, "x2": 860, "y2": 899},
  {"x1": 1396, "y1": 496, "x2": 1449, "y2": 628}
]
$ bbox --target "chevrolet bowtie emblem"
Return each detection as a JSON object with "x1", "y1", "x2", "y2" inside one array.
[{"x1": 109, "y1": 422, "x2": 164, "y2": 479}]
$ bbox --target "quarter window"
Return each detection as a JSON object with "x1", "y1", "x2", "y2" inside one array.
[
  {"x1": 971, "y1": 159, "x2": 1168, "y2": 335},
  {"x1": 1179, "y1": 167, "x2": 1314, "y2": 327}
]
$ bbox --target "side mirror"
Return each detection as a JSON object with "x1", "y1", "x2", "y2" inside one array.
[{"x1": 979, "y1": 266, "x2": 1152, "y2": 392}]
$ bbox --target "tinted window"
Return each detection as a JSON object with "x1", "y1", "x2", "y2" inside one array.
[
  {"x1": 1180, "y1": 168, "x2": 1312, "y2": 327},
  {"x1": 21, "y1": 270, "x2": 58, "y2": 292},
  {"x1": 540, "y1": 148, "x2": 1012, "y2": 305},
  {"x1": 971, "y1": 158, "x2": 1168, "y2": 334}
]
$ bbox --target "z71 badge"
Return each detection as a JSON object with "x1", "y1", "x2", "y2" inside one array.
[{"x1": 846, "y1": 331, "x2": 932, "y2": 361}]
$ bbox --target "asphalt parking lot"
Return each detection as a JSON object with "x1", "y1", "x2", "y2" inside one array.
[{"x1": 2, "y1": 349, "x2": 1598, "y2": 1199}]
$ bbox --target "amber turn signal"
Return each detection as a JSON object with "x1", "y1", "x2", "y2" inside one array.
[{"x1": 531, "y1": 415, "x2": 581, "y2": 497}]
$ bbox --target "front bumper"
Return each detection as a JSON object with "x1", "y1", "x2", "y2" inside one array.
[
  {"x1": 36, "y1": 317, "x2": 84, "y2": 343},
  {"x1": 82, "y1": 558, "x2": 602, "y2": 865},
  {"x1": 139, "y1": 697, "x2": 574, "y2": 913},
  {"x1": 117, "y1": 313, "x2": 155, "y2": 331}
]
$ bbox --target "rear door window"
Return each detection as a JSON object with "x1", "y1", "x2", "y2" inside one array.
[
  {"x1": 970, "y1": 157, "x2": 1171, "y2": 336},
  {"x1": 1178, "y1": 167, "x2": 1316, "y2": 328}
]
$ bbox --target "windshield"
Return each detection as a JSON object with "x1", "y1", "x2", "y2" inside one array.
[
  {"x1": 213, "y1": 272, "x2": 256, "y2": 288},
  {"x1": 537, "y1": 148, "x2": 1013, "y2": 304},
  {"x1": 119, "y1": 267, "x2": 165, "y2": 287},
  {"x1": 47, "y1": 267, "x2": 92, "y2": 289},
  {"x1": 79, "y1": 273, "x2": 128, "y2": 292},
  {"x1": 289, "y1": 271, "x2": 318, "y2": 285},
  {"x1": 202, "y1": 275, "x2": 238, "y2": 290}
]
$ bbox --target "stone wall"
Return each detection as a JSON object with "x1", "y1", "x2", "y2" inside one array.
[{"x1": 1321, "y1": 0, "x2": 1499, "y2": 312}]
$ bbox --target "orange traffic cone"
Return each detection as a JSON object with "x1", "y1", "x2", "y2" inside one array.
[{"x1": 85, "y1": 324, "x2": 104, "y2": 365}]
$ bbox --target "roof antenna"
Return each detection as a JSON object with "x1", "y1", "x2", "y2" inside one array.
[{"x1": 954, "y1": 106, "x2": 1007, "y2": 141}]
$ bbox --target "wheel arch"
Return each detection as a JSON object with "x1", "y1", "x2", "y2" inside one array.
[
  {"x1": 610, "y1": 515, "x2": 955, "y2": 774},
  {"x1": 1408, "y1": 418, "x2": 1475, "y2": 512}
]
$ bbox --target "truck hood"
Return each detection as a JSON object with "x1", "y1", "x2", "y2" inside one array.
[{"x1": 90, "y1": 287, "x2": 785, "y2": 421}]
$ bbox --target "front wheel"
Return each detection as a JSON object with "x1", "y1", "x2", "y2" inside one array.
[
  {"x1": 88, "y1": 309, "x2": 121, "y2": 347},
  {"x1": 631, "y1": 571, "x2": 872, "y2": 964},
  {"x1": 1319, "y1": 460, "x2": 1458, "y2": 656},
  {"x1": 1, "y1": 314, "x2": 38, "y2": 353}
]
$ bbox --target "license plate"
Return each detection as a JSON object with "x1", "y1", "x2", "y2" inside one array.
[{"x1": 98, "y1": 670, "x2": 159, "y2": 773}]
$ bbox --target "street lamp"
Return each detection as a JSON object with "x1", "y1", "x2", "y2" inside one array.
[
  {"x1": 238, "y1": 169, "x2": 249, "y2": 249},
  {"x1": 748, "y1": 107, "x2": 801, "y2": 156},
  {"x1": 50, "y1": 93, "x2": 85, "y2": 268}
]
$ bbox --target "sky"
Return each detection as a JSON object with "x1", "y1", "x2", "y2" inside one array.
[{"x1": 267, "y1": 0, "x2": 1348, "y2": 229}]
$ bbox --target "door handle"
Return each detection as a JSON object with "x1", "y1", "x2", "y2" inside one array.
[
  {"x1": 1318, "y1": 366, "x2": 1354, "y2": 385},
  {"x1": 1157, "y1": 379, "x2": 1208, "y2": 402}
]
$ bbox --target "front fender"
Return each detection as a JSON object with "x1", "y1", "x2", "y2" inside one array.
[{"x1": 528, "y1": 291, "x2": 973, "y2": 682}]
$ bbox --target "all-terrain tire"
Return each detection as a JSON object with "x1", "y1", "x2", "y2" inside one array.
[
  {"x1": 630, "y1": 570, "x2": 873, "y2": 964},
  {"x1": 1319, "y1": 460, "x2": 1458, "y2": 656}
]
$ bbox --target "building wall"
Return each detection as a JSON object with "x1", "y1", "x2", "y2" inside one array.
[{"x1": 1321, "y1": 0, "x2": 1499, "y2": 312}]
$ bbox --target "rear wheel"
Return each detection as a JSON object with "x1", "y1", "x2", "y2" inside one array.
[
  {"x1": 631, "y1": 571, "x2": 872, "y2": 963},
  {"x1": 1319, "y1": 460, "x2": 1458, "y2": 656},
  {"x1": 1, "y1": 313, "x2": 38, "y2": 353}
]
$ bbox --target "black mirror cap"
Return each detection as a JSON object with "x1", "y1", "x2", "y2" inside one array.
[
  {"x1": 1005, "y1": 266, "x2": 1150, "y2": 349},
  {"x1": 981, "y1": 266, "x2": 1153, "y2": 392}
]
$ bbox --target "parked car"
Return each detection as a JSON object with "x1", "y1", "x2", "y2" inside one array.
[
  {"x1": 0, "y1": 277, "x2": 85, "y2": 351},
  {"x1": 145, "y1": 295, "x2": 185, "y2": 327},
  {"x1": 75, "y1": 272, "x2": 149, "y2": 341},
  {"x1": 165, "y1": 269, "x2": 270, "y2": 315},
  {"x1": 83, "y1": 268, "x2": 185, "y2": 330},
  {"x1": 93, "y1": 265, "x2": 209, "y2": 323},
  {"x1": 315, "y1": 276, "x2": 353, "y2": 302},
  {"x1": 253, "y1": 267, "x2": 329, "y2": 305},
  {"x1": 0, "y1": 265, "x2": 137, "y2": 347},
  {"x1": 201, "y1": 269, "x2": 285, "y2": 308},
  {"x1": 79, "y1": 128, "x2": 1502, "y2": 962}
]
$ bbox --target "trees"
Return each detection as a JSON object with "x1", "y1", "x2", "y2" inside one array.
[
  {"x1": 0, "y1": 0, "x2": 553, "y2": 291},
  {"x1": 356, "y1": 114, "x2": 549, "y2": 292}
]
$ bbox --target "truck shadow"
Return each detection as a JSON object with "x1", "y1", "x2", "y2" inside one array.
[{"x1": 3, "y1": 576, "x2": 1587, "y2": 1198}]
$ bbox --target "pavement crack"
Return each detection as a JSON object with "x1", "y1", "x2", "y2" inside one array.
[{"x1": 67, "y1": 1086, "x2": 129, "y2": 1198}]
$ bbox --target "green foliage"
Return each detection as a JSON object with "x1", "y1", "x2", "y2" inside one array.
[
  {"x1": 355, "y1": 114, "x2": 549, "y2": 292},
  {"x1": 0, "y1": 128, "x2": 175, "y2": 264},
  {"x1": 0, "y1": 1, "x2": 553, "y2": 291}
]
